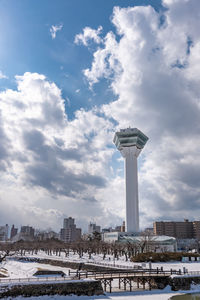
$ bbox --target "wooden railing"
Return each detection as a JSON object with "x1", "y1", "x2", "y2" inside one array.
[
  {"x1": 68, "y1": 267, "x2": 184, "y2": 279},
  {"x1": 0, "y1": 268, "x2": 197, "y2": 286}
]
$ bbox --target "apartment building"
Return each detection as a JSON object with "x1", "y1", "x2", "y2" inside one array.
[
  {"x1": 60, "y1": 217, "x2": 81, "y2": 243},
  {"x1": 154, "y1": 219, "x2": 200, "y2": 239}
]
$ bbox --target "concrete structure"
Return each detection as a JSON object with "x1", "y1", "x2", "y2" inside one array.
[
  {"x1": 88, "y1": 223, "x2": 101, "y2": 235},
  {"x1": 36, "y1": 231, "x2": 59, "y2": 241},
  {"x1": 103, "y1": 232, "x2": 177, "y2": 252},
  {"x1": 21, "y1": 226, "x2": 35, "y2": 238},
  {"x1": 60, "y1": 217, "x2": 81, "y2": 243},
  {"x1": 193, "y1": 221, "x2": 200, "y2": 240},
  {"x1": 63, "y1": 217, "x2": 75, "y2": 229},
  {"x1": 154, "y1": 219, "x2": 200, "y2": 240},
  {"x1": 113, "y1": 128, "x2": 148, "y2": 233},
  {"x1": 10, "y1": 224, "x2": 18, "y2": 239},
  {"x1": 0, "y1": 224, "x2": 9, "y2": 241},
  {"x1": 115, "y1": 223, "x2": 125, "y2": 233},
  {"x1": 10, "y1": 225, "x2": 35, "y2": 242}
]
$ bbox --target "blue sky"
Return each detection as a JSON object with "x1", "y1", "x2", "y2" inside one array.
[
  {"x1": 0, "y1": 0, "x2": 200, "y2": 233},
  {"x1": 0, "y1": 0, "x2": 162, "y2": 115}
]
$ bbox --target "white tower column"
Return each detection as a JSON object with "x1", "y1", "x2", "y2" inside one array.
[
  {"x1": 113, "y1": 127, "x2": 148, "y2": 234},
  {"x1": 121, "y1": 146, "x2": 141, "y2": 233}
]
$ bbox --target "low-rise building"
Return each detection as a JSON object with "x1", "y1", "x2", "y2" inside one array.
[
  {"x1": 103, "y1": 232, "x2": 177, "y2": 252},
  {"x1": 177, "y1": 239, "x2": 198, "y2": 251}
]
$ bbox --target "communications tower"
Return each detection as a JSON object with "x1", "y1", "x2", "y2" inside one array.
[{"x1": 113, "y1": 128, "x2": 148, "y2": 233}]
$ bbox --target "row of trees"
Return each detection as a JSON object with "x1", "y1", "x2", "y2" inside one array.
[{"x1": 0, "y1": 233, "x2": 156, "y2": 264}]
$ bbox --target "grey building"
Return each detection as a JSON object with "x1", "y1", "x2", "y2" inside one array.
[
  {"x1": 60, "y1": 217, "x2": 81, "y2": 243},
  {"x1": 10, "y1": 225, "x2": 18, "y2": 239},
  {"x1": 21, "y1": 226, "x2": 35, "y2": 238},
  {"x1": 0, "y1": 224, "x2": 9, "y2": 241},
  {"x1": 88, "y1": 223, "x2": 101, "y2": 235}
]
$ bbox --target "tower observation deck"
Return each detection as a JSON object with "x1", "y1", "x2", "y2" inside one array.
[{"x1": 113, "y1": 128, "x2": 148, "y2": 233}]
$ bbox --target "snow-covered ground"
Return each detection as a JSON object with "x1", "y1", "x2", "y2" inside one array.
[
  {"x1": 0, "y1": 259, "x2": 72, "y2": 279},
  {"x1": 1, "y1": 251, "x2": 200, "y2": 299},
  {"x1": 20, "y1": 250, "x2": 200, "y2": 274}
]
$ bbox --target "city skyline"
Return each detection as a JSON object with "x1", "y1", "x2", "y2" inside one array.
[{"x1": 0, "y1": 0, "x2": 200, "y2": 231}]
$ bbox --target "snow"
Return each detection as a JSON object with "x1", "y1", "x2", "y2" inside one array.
[
  {"x1": 17, "y1": 250, "x2": 200, "y2": 274},
  {"x1": 0, "y1": 259, "x2": 73, "y2": 279},
  {"x1": 1, "y1": 251, "x2": 200, "y2": 299}
]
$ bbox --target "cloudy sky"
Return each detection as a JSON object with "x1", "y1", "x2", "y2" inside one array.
[{"x1": 0, "y1": 0, "x2": 200, "y2": 232}]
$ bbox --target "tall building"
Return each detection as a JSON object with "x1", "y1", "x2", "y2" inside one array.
[
  {"x1": 0, "y1": 224, "x2": 9, "y2": 241},
  {"x1": 60, "y1": 217, "x2": 81, "y2": 242},
  {"x1": 153, "y1": 219, "x2": 200, "y2": 239},
  {"x1": 10, "y1": 225, "x2": 18, "y2": 239},
  {"x1": 88, "y1": 223, "x2": 101, "y2": 235},
  {"x1": 63, "y1": 217, "x2": 75, "y2": 228},
  {"x1": 113, "y1": 128, "x2": 148, "y2": 233},
  {"x1": 21, "y1": 226, "x2": 35, "y2": 238}
]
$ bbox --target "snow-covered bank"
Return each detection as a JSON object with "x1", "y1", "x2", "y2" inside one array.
[
  {"x1": 0, "y1": 260, "x2": 72, "y2": 279},
  {"x1": 0, "y1": 289, "x2": 187, "y2": 300}
]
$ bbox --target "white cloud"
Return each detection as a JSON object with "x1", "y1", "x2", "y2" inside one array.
[
  {"x1": 50, "y1": 24, "x2": 63, "y2": 39},
  {"x1": 0, "y1": 71, "x2": 8, "y2": 79},
  {"x1": 2, "y1": 0, "x2": 200, "y2": 232},
  {"x1": 79, "y1": 0, "x2": 200, "y2": 227},
  {"x1": 74, "y1": 26, "x2": 103, "y2": 46},
  {"x1": 0, "y1": 72, "x2": 116, "y2": 230}
]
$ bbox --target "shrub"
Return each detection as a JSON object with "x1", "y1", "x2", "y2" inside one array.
[{"x1": 130, "y1": 252, "x2": 200, "y2": 262}]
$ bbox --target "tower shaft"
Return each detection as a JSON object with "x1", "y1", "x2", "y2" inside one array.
[{"x1": 121, "y1": 146, "x2": 141, "y2": 232}]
